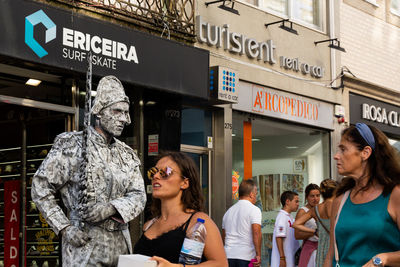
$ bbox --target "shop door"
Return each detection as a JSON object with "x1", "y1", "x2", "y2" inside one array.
[
  {"x1": 180, "y1": 145, "x2": 211, "y2": 215},
  {"x1": 0, "y1": 103, "x2": 72, "y2": 267}
]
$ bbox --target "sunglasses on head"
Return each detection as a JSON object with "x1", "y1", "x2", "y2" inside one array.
[{"x1": 147, "y1": 166, "x2": 174, "y2": 180}]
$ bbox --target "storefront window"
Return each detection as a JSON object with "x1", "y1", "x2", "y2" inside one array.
[
  {"x1": 0, "y1": 69, "x2": 72, "y2": 107},
  {"x1": 181, "y1": 108, "x2": 212, "y2": 147},
  {"x1": 232, "y1": 111, "x2": 330, "y2": 267}
]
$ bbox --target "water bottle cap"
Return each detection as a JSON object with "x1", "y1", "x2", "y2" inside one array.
[{"x1": 197, "y1": 218, "x2": 205, "y2": 223}]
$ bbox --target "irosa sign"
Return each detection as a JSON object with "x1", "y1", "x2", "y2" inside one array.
[
  {"x1": 350, "y1": 94, "x2": 400, "y2": 136},
  {"x1": 362, "y1": 103, "x2": 400, "y2": 127},
  {"x1": 233, "y1": 81, "x2": 334, "y2": 129}
]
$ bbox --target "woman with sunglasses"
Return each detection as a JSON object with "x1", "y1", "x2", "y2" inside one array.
[{"x1": 134, "y1": 151, "x2": 228, "y2": 267}]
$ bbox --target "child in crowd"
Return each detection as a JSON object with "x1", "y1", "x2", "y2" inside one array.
[{"x1": 271, "y1": 191, "x2": 300, "y2": 267}]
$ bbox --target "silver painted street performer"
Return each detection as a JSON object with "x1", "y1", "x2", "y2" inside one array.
[{"x1": 31, "y1": 75, "x2": 146, "y2": 266}]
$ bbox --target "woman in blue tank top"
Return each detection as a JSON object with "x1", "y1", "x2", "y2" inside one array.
[{"x1": 323, "y1": 123, "x2": 400, "y2": 267}]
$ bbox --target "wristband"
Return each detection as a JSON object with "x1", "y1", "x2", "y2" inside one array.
[{"x1": 280, "y1": 256, "x2": 286, "y2": 260}]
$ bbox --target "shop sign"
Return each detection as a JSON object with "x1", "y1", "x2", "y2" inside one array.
[
  {"x1": 4, "y1": 180, "x2": 21, "y2": 267},
  {"x1": 35, "y1": 214, "x2": 57, "y2": 255},
  {"x1": 148, "y1": 134, "x2": 159, "y2": 156},
  {"x1": 350, "y1": 94, "x2": 400, "y2": 136},
  {"x1": 0, "y1": 0, "x2": 209, "y2": 100},
  {"x1": 196, "y1": 16, "x2": 324, "y2": 79},
  {"x1": 209, "y1": 66, "x2": 239, "y2": 103},
  {"x1": 233, "y1": 81, "x2": 333, "y2": 129}
]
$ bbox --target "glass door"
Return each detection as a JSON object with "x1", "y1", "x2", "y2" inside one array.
[{"x1": 180, "y1": 145, "x2": 211, "y2": 215}]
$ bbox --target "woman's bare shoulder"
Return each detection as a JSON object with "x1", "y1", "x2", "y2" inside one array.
[
  {"x1": 330, "y1": 194, "x2": 344, "y2": 216},
  {"x1": 389, "y1": 185, "x2": 400, "y2": 205},
  {"x1": 143, "y1": 217, "x2": 158, "y2": 231},
  {"x1": 391, "y1": 185, "x2": 400, "y2": 197},
  {"x1": 295, "y1": 207, "x2": 307, "y2": 219}
]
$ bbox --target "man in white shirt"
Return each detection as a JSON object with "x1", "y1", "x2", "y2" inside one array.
[
  {"x1": 271, "y1": 191, "x2": 300, "y2": 267},
  {"x1": 222, "y1": 179, "x2": 262, "y2": 267}
]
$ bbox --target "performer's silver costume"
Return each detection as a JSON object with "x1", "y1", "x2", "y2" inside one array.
[{"x1": 31, "y1": 76, "x2": 146, "y2": 266}]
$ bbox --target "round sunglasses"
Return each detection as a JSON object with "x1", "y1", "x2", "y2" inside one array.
[{"x1": 147, "y1": 166, "x2": 186, "y2": 180}]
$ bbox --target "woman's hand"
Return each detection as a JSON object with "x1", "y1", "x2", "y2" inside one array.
[{"x1": 149, "y1": 256, "x2": 182, "y2": 267}]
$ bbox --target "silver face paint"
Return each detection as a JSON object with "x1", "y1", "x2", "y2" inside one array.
[{"x1": 98, "y1": 102, "x2": 130, "y2": 137}]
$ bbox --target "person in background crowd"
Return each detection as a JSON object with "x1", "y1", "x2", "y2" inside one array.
[
  {"x1": 134, "y1": 151, "x2": 228, "y2": 267},
  {"x1": 295, "y1": 184, "x2": 321, "y2": 267},
  {"x1": 271, "y1": 191, "x2": 300, "y2": 267},
  {"x1": 293, "y1": 179, "x2": 338, "y2": 267},
  {"x1": 324, "y1": 123, "x2": 400, "y2": 267},
  {"x1": 222, "y1": 179, "x2": 262, "y2": 267}
]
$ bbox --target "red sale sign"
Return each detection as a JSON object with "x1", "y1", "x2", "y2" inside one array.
[{"x1": 4, "y1": 180, "x2": 21, "y2": 267}]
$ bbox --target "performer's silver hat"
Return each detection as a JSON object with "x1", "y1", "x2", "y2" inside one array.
[{"x1": 92, "y1": 75, "x2": 129, "y2": 115}]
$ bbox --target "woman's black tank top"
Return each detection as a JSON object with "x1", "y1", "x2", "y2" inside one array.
[{"x1": 134, "y1": 213, "x2": 196, "y2": 263}]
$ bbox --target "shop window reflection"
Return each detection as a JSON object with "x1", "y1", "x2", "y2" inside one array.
[{"x1": 232, "y1": 112, "x2": 329, "y2": 267}]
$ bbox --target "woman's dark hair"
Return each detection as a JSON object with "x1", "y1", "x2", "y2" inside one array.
[
  {"x1": 150, "y1": 151, "x2": 204, "y2": 218},
  {"x1": 336, "y1": 124, "x2": 400, "y2": 196},
  {"x1": 319, "y1": 179, "x2": 338, "y2": 199},
  {"x1": 305, "y1": 183, "x2": 320, "y2": 198}
]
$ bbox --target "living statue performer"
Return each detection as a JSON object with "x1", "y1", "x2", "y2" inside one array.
[{"x1": 31, "y1": 75, "x2": 146, "y2": 266}]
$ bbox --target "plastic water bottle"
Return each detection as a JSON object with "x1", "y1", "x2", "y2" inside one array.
[{"x1": 179, "y1": 218, "x2": 207, "y2": 265}]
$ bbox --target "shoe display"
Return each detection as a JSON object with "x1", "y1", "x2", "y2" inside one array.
[
  {"x1": 1, "y1": 145, "x2": 60, "y2": 266},
  {"x1": 27, "y1": 163, "x2": 36, "y2": 173},
  {"x1": 4, "y1": 165, "x2": 12, "y2": 174},
  {"x1": 51, "y1": 245, "x2": 59, "y2": 255},
  {"x1": 31, "y1": 219, "x2": 40, "y2": 227},
  {"x1": 27, "y1": 246, "x2": 40, "y2": 256},
  {"x1": 28, "y1": 201, "x2": 37, "y2": 213},
  {"x1": 38, "y1": 149, "x2": 48, "y2": 158}
]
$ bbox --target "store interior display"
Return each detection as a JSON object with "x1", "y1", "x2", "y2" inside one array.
[
  {"x1": 26, "y1": 144, "x2": 60, "y2": 267},
  {"x1": 0, "y1": 102, "x2": 68, "y2": 266},
  {"x1": 232, "y1": 112, "x2": 331, "y2": 267}
]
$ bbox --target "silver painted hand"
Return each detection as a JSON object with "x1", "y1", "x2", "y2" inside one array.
[
  {"x1": 62, "y1": 225, "x2": 90, "y2": 247},
  {"x1": 83, "y1": 203, "x2": 116, "y2": 223}
]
